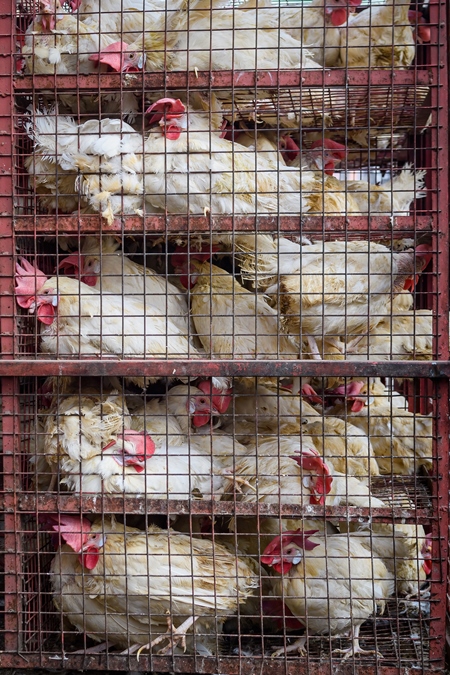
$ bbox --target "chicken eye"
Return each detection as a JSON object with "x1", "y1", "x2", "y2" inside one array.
[{"x1": 199, "y1": 397, "x2": 207, "y2": 405}]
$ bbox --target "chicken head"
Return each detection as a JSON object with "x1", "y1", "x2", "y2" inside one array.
[
  {"x1": 39, "y1": 0, "x2": 57, "y2": 32},
  {"x1": 289, "y1": 447, "x2": 333, "y2": 505},
  {"x1": 15, "y1": 259, "x2": 57, "y2": 325},
  {"x1": 146, "y1": 98, "x2": 187, "y2": 140},
  {"x1": 58, "y1": 253, "x2": 98, "y2": 286},
  {"x1": 197, "y1": 379, "x2": 233, "y2": 415},
  {"x1": 309, "y1": 139, "x2": 346, "y2": 175},
  {"x1": 261, "y1": 529, "x2": 320, "y2": 574},
  {"x1": 102, "y1": 430, "x2": 156, "y2": 473},
  {"x1": 39, "y1": 513, "x2": 103, "y2": 569},
  {"x1": 409, "y1": 10, "x2": 431, "y2": 43},
  {"x1": 172, "y1": 244, "x2": 218, "y2": 289},
  {"x1": 89, "y1": 42, "x2": 144, "y2": 73},
  {"x1": 324, "y1": 380, "x2": 367, "y2": 412},
  {"x1": 324, "y1": 0, "x2": 362, "y2": 26}
]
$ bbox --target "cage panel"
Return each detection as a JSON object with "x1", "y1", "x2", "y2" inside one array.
[
  {"x1": 0, "y1": 373, "x2": 445, "y2": 671},
  {"x1": 1, "y1": 0, "x2": 449, "y2": 672}
]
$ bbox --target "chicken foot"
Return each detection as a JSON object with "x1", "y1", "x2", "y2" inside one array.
[
  {"x1": 134, "y1": 613, "x2": 198, "y2": 660},
  {"x1": 332, "y1": 623, "x2": 383, "y2": 661},
  {"x1": 271, "y1": 636, "x2": 306, "y2": 658},
  {"x1": 306, "y1": 336, "x2": 322, "y2": 360},
  {"x1": 220, "y1": 469, "x2": 257, "y2": 494}
]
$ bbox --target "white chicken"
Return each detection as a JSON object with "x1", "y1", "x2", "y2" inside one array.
[
  {"x1": 284, "y1": 139, "x2": 426, "y2": 215},
  {"x1": 339, "y1": 0, "x2": 416, "y2": 69},
  {"x1": 46, "y1": 514, "x2": 259, "y2": 655},
  {"x1": 166, "y1": 0, "x2": 320, "y2": 72},
  {"x1": 261, "y1": 529, "x2": 394, "y2": 658},
  {"x1": 253, "y1": 0, "x2": 363, "y2": 67},
  {"x1": 22, "y1": 0, "x2": 141, "y2": 119},
  {"x1": 73, "y1": 0, "x2": 186, "y2": 72},
  {"x1": 26, "y1": 109, "x2": 151, "y2": 222},
  {"x1": 325, "y1": 379, "x2": 433, "y2": 475},
  {"x1": 58, "y1": 236, "x2": 192, "y2": 338},
  {"x1": 238, "y1": 235, "x2": 432, "y2": 359},
  {"x1": 172, "y1": 252, "x2": 298, "y2": 360},
  {"x1": 14, "y1": 259, "x2": 208, "y2": 390}
]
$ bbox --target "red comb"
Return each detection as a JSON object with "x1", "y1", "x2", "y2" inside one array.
[
  {"x1": 145, "y1": 98, "x2": 186, "y2": 126},
  {"x1": 15, "y1": 259, "x2": 48, "y2": 308},
  {"x1": 301, "y1": 383, "x2": 323, "y2": 404},
  {"x1": 58, "y1": 253, "x2": 82, "y2": 277},
  {"x1": 310, "y1": 139, "x2": 346, "y2": 159}
]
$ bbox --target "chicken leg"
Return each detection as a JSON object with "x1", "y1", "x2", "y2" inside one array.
[
  {"x1": 332, "y1": 623, "x2": 383, "y2": 660},
  {"x1": 271, "y1": 635, "x2": 306, "y2": 658},
  {"x1": 135, "y1": 614, "x2": 198, "y2": 660}
]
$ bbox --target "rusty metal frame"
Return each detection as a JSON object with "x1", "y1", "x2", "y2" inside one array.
[{"x1": 1, "y1": 0, "x2": 450, "y2": 670}]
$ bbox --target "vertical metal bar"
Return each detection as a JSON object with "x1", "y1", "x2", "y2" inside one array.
[
  {"x1": 0, "y1": 0, "x2": 21, "y2": 656},
  {"x1": 428, "y1": 0, "x2": 449, "y2": 665}
]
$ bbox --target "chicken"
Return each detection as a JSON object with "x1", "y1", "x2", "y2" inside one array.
[
  {"x1": 22, "y1": 0, "x2": 140, "y2": 119},
  {"x1": 358, "y1": 507, "x2": 431, "y2": 597},
  {"x1": 45, "y1": 514, "x2": 259, "y2": 655},
  {"x1": 344, "y1": 164, "x2": 426, "y2": 215},
  {"x1": 173, "y1": 254, "x2": 298, "y2": 361},
  {"x1": 141, "y1": 97, "x2": 371, "y2": 217},
  {"x1": 26, "y1": 110, "x2": 150, "y2": 222},
  {"x1": 253, "y1": 0, "x2": 362, "y2": 67},
  {"x1": 303, "y1": 416, "x2": 380, "y2": 478},
  {"x1": 220, "y1": 379, "x2": 320, "y2": 439},
  {"x1": 261, "y1": 529, "x2": 394, "y2": 658},
  {"x1": 14, "y1": 260, "x2": 207, "y2": 390},
  {"x1": 325, "y1": 379, "x2": 433, "y2": 475},
  {"x1": 40, "y1": 379, "x2": 232, "y2": 499},
  {"x1": 339, "y1": 0, "x2": 416, "y2": 69},
  {"x1": 42, "y1": 383, "x2": 131, "y2": 488},
  {"x1": 237, "y1": 236, "x2": 432, "y2": 359},
  {"x1": 74, "y1": 0, "x2": 185, "y2": 72},
  {"x1": 166, "y1": 1, "x2": 320, "y2": 72},
  {"x1": 59, "y1": 236, "x2": 192, "y2": 338},
  {"x1": 346, "y1": 309, "x2": 435, "y2": 361},
  {"x1": 141, "y1": 97, "x2": 310, "y2": 217},
  {"x1": 285, "y1": 138, "x2": 426, "y2": 215},
  {"x1": 227, "y1": 435, "x2": 385, "y2": 511}
]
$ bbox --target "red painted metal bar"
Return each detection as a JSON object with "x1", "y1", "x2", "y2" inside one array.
[
  {"x1": 0, "y1": 0, "x2": 22, "y2": 657},
  {"x1": 1, "y1": 493, "x2": 433, "y2": 524},
  {"x1": 0, "y1": 653, "x2": 442, "y2": 674},
  {"x1": 13, "y1": 69, "x2": 432, "y2": 92},
  {"x1": 0, "y1": 359, "x2": 447, "y2": 378},
  {"x1": 428, "y1": 0, "x2": 450, "y2": 664},
  {"x1": 13, "y1": 214, "x2": 434, "y2": 235}
]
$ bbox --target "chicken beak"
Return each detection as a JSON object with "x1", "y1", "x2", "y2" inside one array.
[{"x1": 82, "y1": 535, "x2": 106, "y2": 551}]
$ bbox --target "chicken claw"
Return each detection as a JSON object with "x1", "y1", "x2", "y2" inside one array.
[
  {"x1": 135, "y1": 613, "x2": 197, "y2": 661},
  {"x1": 220, "y1": 468, "x2": 257, "y2": 494},
  {"x1": 271, "y1": 636, "x2": 306, "y2": 658},
  {"x1": 332, "y1": 625, "x2": 383, "y2": 661}
]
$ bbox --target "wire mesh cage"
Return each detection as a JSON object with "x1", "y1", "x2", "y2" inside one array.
[{"x1": 0, "y1": 0, "x2": 449, "y2": 672}]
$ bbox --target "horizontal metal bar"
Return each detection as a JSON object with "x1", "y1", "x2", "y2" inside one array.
[
  {"x1": 13, "y1": 214, "x2": 433, "y2": 235},
  {"x1": 13, "y1": 69, "x2": 432, "y2": 92},
  {"x1": 0, "y1": 653, "x2": 441, "y2": 674},
  {"x1": 0, "y1": 359, "x2": 448, "y2": 378},
  {"x1": 1, "y1": 494, "x2": 433, "y2": 523}
]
